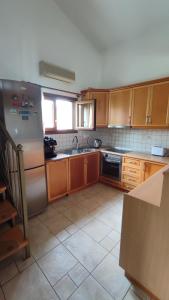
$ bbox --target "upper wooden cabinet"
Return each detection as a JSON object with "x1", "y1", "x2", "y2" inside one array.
[
  {"x1": 109, "y1": 89, "x2": 132, "y2": 127},
  {"x1": 131, "y1": 86, "x2": 150, "y2": 127},
  {"x1": 83, "y1": 91, "x2": 109, "y2": 127},
  {"x1": 149, "y1": 82, "x2": 169, "y2": 127}
]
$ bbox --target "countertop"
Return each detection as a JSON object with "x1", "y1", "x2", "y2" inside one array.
[
  {"x1": 124, "y1": 151, "x2": 169, "y2": 164},
  {"x1": 46, "y1": 147, "x2": 169, "y2": 164}
]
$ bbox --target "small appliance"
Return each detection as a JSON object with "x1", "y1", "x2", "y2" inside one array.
[
  {"x1": 151, "y1": 146, "x2": 169, "y2": 157},
  {"x1": 44, "y1": 136, "x2": 57, "y2": 158},
  {"x1": 93, "y1": 138, "x2": 102, "y2": 148}
]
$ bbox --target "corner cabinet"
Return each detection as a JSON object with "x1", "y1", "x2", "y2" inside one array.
[
  {"x1": 69, "y1": 152, "x2": 100, "y2": 193},
  {"x1": 143, "y1": 161, "x2": 165, "y2": 180},
  {"x1": 46, "y1": 159, "x2": 69, "y2": 202},
  {"x1": 109, "y1": 89, "x2": 132, "y2": 127}
]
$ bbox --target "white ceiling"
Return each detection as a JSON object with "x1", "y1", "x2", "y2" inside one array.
[{"x1": 54, "y1": 0, "x2": 169, "y2": 52}]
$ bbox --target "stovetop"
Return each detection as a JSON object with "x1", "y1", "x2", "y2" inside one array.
[{"x1": 104, "y1": 147, "x2": 130, "y2": 154}]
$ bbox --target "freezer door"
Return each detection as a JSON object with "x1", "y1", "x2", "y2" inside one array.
[
  {"x1": 2, "y1": 81, "x2": 45, "y2": 169},
  {"x1": 25, "y1": 166, "x2": 47, "y2": 217}
]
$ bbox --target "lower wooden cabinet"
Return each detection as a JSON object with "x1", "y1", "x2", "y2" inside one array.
[
  {"x1": 46, "y1": 159, "x2": 69, "y2": 202},
  {"x1": 122, "y1": 156, "x2": 166, "y2": 191},
  {"x1": 46, "y1": 152, "x2": 100, "y2": 201},
  {"x1": 69, "y1": 152, "x2": 100, "y2": 193},
  {"x1": 69, "y1": 156, "x2": 86, "y2": 192},
  {"x1": 144, "y1": 161, "x2": 165, "y2": 180},
  {"x1": 86, "y1": 152, "x2": 100, "y2": 185}
]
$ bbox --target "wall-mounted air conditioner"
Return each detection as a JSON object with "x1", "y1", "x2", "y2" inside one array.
[{"x1": 39, "y1": 61, "x2": 75, "y2": 83}]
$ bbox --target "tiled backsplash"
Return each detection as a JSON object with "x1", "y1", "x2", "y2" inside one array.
[{"x1": 47, "y1": 128, "x2": 169, "y2": 153}]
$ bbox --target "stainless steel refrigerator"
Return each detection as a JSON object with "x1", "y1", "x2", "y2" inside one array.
[{"x1": 0, "y1": 80, "x2": 47, "y2": 217}]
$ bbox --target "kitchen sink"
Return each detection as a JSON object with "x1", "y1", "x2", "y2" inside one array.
[{"x1": 62, "y1": 148, "x2": 95, "y2": 155}]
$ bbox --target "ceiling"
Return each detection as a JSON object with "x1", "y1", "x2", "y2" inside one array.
[{"x1": 54, "y1": 0, "x2": 169, "y2": 52}]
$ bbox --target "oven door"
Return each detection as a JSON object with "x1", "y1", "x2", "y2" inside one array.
[{"x1": 102, "y1": 155, "x2": 122, "y2": 181}]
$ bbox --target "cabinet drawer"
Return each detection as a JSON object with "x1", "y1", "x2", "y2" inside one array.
[
  {"x1": 123, "y1": 157, "x2": 141, "y2": 168},
  {"x1": 122, "y1": 165, "x2": 141, "y2": 177},
  {"x1": 122, "y1": 174, "x2": 140, "y2": 185}
]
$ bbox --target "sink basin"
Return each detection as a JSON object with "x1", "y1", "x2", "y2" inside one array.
[{"x1": 62, "y1": 148, "x2": 95, "y2": 155}]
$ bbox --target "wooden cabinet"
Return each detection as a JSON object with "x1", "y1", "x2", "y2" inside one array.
[
  {"x1": 84, "y1": 91, "x2": 109, "y2": 127},
  {"x1": 131, "y1": 86, "x2": 150, "y2": 127},
  {"x1": 149, "y1": 82, "x2": 169, "y2": 127},
  {"x1": 109, "y1": 89, "x2": 132, "y2": 126},
  {"x1": 122, "y1": 156, "x2": 166, "y2": 191},
  {"x1": 131, "y1": 82, "x2": 169, "y2": 128},
  {"x1": 86, "y1": 152, "x2": 99, "y2": 185},
  {"x1": 144, "y1": 161, "x2": 165, "y2": 180},
  {"x1": 69, "y1": 152, "x2": 100, "y2": 192},
  {"x1": 69, "y1": 156, "x2": 86, "y2": 192},
  {"x1": 46, "y1": 159, "x2": 68, "y2": 202},
  {"x1": 122, "y1": 157, "x2": 144, "y2": 191}
]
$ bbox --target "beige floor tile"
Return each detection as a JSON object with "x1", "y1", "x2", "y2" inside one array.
[
  {"x1": 66, "y1": 224, "x2": 79, "y2": 235},
  {"x1": 108, "y1": 230, "x2": 121, "y2": 244},
  {"x1": 69, "y1": 276, "x2": 113, "y2": 300},
  {"x1": 82, "y1": 219, "x2": 112, "y2": 242},
  {"x1": 62, "y1": 206, "x2": 88, "y2": 223},
  {"x1": 100, "y1": 236, "x2": 118, "y2": 252},
  {"x1": 53, "y1": 275, "x2": 77, "y2": 300},
  {"x1": 63, "y1": 230, "x2": 107, "y2": 272},
  {"x1": 96, "y1": 208, "x2": 122, "y2": 232},
  {"x1": 92, "y1": 254, "x2": 130, "y2": 300},
  {"x1": 38, "y1": 206, "x2": 61, "y2": 222},
  {"x1": 69, "y1": 263, "x2": 89, "y2": 286},
  {"x1": 3, "y1": 263, "x2": 59, "y2": 300},
  {"x1": 56, "y1": 229, "x2": 71, "y2": 242},
  {"x1": 0, "y1": 288, "x2": 4, "y2": 300},
  {"x1": 124, "y1": 288, "x2": 140, "y2": 300},
  {"x1": 111, "y1": 241, "x2": 121, "y2": 260},
  {"x1": 43, "y1": 214, "x2": 72, "y2": 235},
  {"x1": 38, "y1": 244, "x2": 77, "y2": 286},
  {"x1": 29, "y1": 220, "x2": 60, "y2": 259},
  {"x1": 15, "y1": 252, "x2": 35, "y2": 272},
  {"x1": 131, "y1": 286, "x2": 150, "y2": 300},
  {"x1": 0, "y1": 261, "x2": 18, "y2": 285}
]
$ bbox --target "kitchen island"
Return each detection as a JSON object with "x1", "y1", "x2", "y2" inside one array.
[{"x1": 120, "y1": 164, "x2": 169, "y2": 300}]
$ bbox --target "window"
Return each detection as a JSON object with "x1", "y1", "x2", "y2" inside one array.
[{"x1": 42, "y1": 93, "x2": 76, "y2": 133}]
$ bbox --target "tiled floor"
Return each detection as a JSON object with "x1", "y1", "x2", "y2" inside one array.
[{"x1": 0, "y1": 183, "x2": 142, "y2": 300}]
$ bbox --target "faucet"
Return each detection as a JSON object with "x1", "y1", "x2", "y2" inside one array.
[{"x1": 72, "y1": 136, "x2": 79, "y2": 149}]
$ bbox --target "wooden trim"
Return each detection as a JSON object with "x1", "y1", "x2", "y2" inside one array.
[
  {"x1": 81, "y1": 76, "x2": 169, "y2": 94},
  {"x1": 45, "y1": 129, "x2": 78, "y2": 134},
  {"x1": 125, "y1": 273, "x2": 160, "y2": 300}
]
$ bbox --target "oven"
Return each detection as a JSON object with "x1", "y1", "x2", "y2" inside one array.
[{"x1": 101, "y1": 152, "x2": 122, "y2": 181}]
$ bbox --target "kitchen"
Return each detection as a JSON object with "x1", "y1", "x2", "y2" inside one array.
[{"x1": 1, "y1": 0, "x2": 169, "y2": 300}]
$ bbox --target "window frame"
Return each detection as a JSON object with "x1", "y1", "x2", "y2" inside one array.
[{"x1": 43, "y1": 92, "x2": 78, "y2": 134}]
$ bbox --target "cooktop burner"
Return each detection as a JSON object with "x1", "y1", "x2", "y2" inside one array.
[{"x1": 105, "y1": 147, "x2": 130, "y2": 154}]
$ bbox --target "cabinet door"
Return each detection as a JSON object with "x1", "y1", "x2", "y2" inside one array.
[
  {"x1": 150, "y1": 82, "x2": 169, "y2": 126},
  {"x1": 69, "y1": 156, "x2": 85, "y2": 192},
  {"x1": 109, "y1": 89, "x2": 132, "y2": 126},
  {"x1": 90, "y1": 92, "x2": 109, "y2": 127},
  {"x1": 144, "y1": 162, "x2": 165, "y2": 181},
  {"x1": 75, "y1": 100, "x2": 96, "y2": 130},
  {"x1": 86, "y1": 152, "x2": 99, "y2": 185},
  {"x1": 131, "y1": 86, "x2": 150, "y2": 127},
  {"x1": 46, "y1": 159, "x2": 68, "y2": 202}
]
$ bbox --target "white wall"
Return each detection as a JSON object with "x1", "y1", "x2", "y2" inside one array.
[
  {"x1": 0, "y1": 0, "x2": 102, "y2": 92},
  {"x1": 102, "y1": 23, "x2": 169, "y2": 88}
]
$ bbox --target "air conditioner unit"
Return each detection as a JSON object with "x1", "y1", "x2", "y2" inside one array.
[{"x1": 39, "y1": 61, "x2": 75, "y2": 83}]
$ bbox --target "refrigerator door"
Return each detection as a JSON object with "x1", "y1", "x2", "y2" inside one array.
[
  {"x1": 25, "y1": 166, "x2": 47, "y2": 217},
  {"x1": 2, "y1": 81, "x2": 45, "y2": 169}
]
